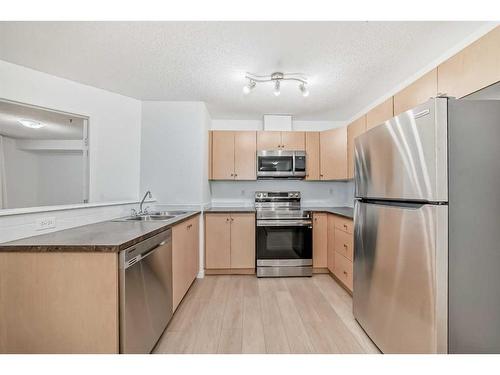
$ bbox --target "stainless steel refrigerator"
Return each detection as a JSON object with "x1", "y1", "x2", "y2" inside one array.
[{"x1": 353, "y1": 97, "x2": 500, "y2": 354}]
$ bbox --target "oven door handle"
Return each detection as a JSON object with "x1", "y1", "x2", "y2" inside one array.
[{"x1": 257, "y1": 220, "x2": 313, "y2": 227}]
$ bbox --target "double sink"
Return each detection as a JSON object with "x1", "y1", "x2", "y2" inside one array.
[{"x1": 113, "y1": 210, "x2": 188, "y2": 222}]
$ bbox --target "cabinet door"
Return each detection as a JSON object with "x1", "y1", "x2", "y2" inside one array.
[
  {"x1": 188, "y1": 215, "x2": 200, "y2": 282},
  {"x1": 212, "y1": 131, "x2": 235, "y2": 180},
  {"x1": 334, "y1": 252, "x2": 353, "y2": 292},
  {"x1": 313, "y1": 213, "x2": 328, "y2": 268},
  {"x1": 305, "y1": 132, "x2": 320, "y2": 180},
  {"x1": 394, "y1": 69, "x2": 437, "y2": 116},
  {"x1": 281, "y1": 131, "x2": 305, "y2": 150},
  {"x1": 257, "y1": 131, "x2": 281, "y2": 150},
  {"x1": 230, "y1": 213, "x2": 256, "y2": 269},
  {"x1": 327, "y1": 214, "x2": 336, "y2": 273},
  {"x1": 234, "y1": 131, "x2": 256, "y2": 180},
  {"x1": 347, "y1": 116, "x2": 366, "y2": 179},
  {"x1": 208, "y1": 131, "x2": 213, "y2": 179},
  {"x1": 205, "y1": 214, "x2": 231, "y2": 269},
  {"x1": 438, "y1": 26, "x2": 500, "y2": 99},
  {"x1": 366, "y1": 97, "x2": 393, "y2": 131},
  {"x1": 320, "y1": 127, "x2": 347, "y2": 180}
]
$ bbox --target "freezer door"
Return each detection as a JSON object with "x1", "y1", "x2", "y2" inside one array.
[
  {"x1": 353, "y1": 200, "x2": 448, "y2": 353},
  {"x1": 354, "y1": 98, "x2": 448, "y2": 202}
]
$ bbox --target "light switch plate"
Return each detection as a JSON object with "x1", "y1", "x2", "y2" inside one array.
[{"x1": 36, "y1": 217, "x2": 56, "y2": 231}]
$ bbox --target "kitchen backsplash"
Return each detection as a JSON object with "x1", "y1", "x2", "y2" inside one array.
[{"x1": 210, "y1": 180, "x2": 354, "y2": 207}]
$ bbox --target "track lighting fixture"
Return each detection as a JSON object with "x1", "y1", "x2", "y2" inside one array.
[{"x1": 243, "y1": 72, "x2": 309, "y2": 97}]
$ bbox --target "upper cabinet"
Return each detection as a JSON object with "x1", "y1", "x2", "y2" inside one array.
[
  {"x1": 366, "y1": 97, "x2": 394, "y2": 131},
  {"x1": 211, "y1": 131, "x2": 256, "y2": 180},
  {"x1": 257, "y1": 131, "x2": 305, "y2": 150},
  {"x1": 347, "y1": 116, "x2": 366, "y2": 179},
  {"x1": 438, "y1": 27, "x2": 500, "y2": 99},
  {"x1": 281, "y1": 131, "x2": 305, "y2": 150},
  {"x1": 305, "y1": 132, "x2": 320, "y2": 180},
  {"x1": 393, "y1": 68, "x2": 438, "y2": 116},
  {"x1": 257, "y1": 131, "x2": 281, "y2": 150},
  {"x1": 320, "y1": 127, "x2": 347, "y2": 180}
]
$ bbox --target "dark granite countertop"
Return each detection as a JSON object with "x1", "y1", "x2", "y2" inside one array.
[
  {"x1": 0, "y1": 211, "x2": 200, "y2": 253},
  {"x1": 204, "y1": 206, "x2": 256, "y2": 213},
  {"x1": 302, "y1": 206, "x2": 354, "y2": 219}
]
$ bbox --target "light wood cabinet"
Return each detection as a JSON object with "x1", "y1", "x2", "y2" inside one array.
[
  {"x1": 208, "y1": 131, "x2": 213, "y2": 179},
  {"x1": 394, "y1": 68, "x2": 438, "y2": 116},
  {"x1": 366, "y1": 97, "x2": 393, "y2": 131},
  {"x1": 334, "y1": 251, "x2": 353, "y2": 292},
  {"x1": 212, "y1": 131, "x2": 235, "y2": 180},
  {"x1": 211, "y1": 131, "x2": 256, "y2": 180},
  {"x1": 0, "y1": 252, "x2": 119, "y2": 353},
  {"x1": 305, "y1": 132, "x2": 320, "y2": 180},
  {"x1": 281, "y1": 131, "x2": 305, "y2": 150},
  {"x1": 257, "y1": 131, "x2": 282, "y2": 150},
  {"x1": 334, "y1": 215, "x2": 353, "y2": 234},
  {"x1": 347, "y1": 116, "x2": 366, "y2": 179},
  {"x1": 234, "y1": 131, "x2": 257, "y2": 180},
  {"x1": 319, "y1": 126, "x2": 347, "y2": 180},
  {"x1": 229, "y1": 213, "x2": 256, "y2": 269},
  {"x1": 257, "y1": 131, "x2": 305, "y2": 150},
  {"x1": 205, "y1": 214, "x2": 231, "y2": 269},
  {"x1": 327, "y1": 214, "x2": 336, "y2": 273},
  {"x1": 313, "y1": 213, "x2": 328, "y2": 268},
  {"x1": 334, "y1": 228, "x2": 353, "y2": 261},
  {"x1": 205, "y1": 212, "x2": 255, "y2": 271},
  {"x1": 438, "y1": 26, "x2": 500, "y2": 99},
  {"x1": 172, "y1": 214, "x2": 200, "y2": 312}
]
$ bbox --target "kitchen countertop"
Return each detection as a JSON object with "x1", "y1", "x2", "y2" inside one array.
[
  {"x1": 302, "y1": 206, "x2": 354, "y2": 219},
  {"x1": 0, "y1": 211, "x2": 200, "y2": 253},
  {"x1": 204, "y1": 206, "x2": 256, "y2": 213}
]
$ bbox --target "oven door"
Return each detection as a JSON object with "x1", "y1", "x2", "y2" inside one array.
[
  {"x1": 257, "y1": 151, "x2": 294, "y2": 178},
  {"x1": 256, "y1": 220, "x2": 313, "y2": 266}
]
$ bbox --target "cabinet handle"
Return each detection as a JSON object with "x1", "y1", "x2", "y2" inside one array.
[
  {"x1": 343, "y1": 224, "x2": 348, "y2": 229},
  {"x1": 187, "y1": 224, "x2": 192, "y2": 229},
  {"x1": 231, "y1": 218, "x2": 234, "y2": 222},
  {"x1": 230, "y1": 173, "x2": 234, "y2": 177},
  {"x1": 234, "y1": 174, "x2": 238, "y2": 177},
  {"x1": 343, "y1": 271, "x2": 348, "y2": 276},
  {"x1": 226, "y1": 218, "x2": 230, "y2": 222},
  {"x1": 343, "y1": 244, "x2": 348, "y2": 248}
]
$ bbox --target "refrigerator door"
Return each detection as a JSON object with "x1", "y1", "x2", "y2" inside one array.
[
  {"x1": 353, "y1": 200, "x2": 448, "y2": 353},
  {"x1": 354, "y1": 98, "x2": 448, "y2": 202}
]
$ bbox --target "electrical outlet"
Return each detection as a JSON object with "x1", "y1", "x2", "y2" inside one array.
[{"x1": 36, "y1": 217, "x2": 56, "y2": 231}]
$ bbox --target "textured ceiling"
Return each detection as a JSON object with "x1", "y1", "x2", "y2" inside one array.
[{"x1": 0, "y1": 21, "x2": 489, "y2": 120}]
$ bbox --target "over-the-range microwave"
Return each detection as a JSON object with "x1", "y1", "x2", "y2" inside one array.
[{"x1": 256, "y1": 150, "x2": 306, "y2": 179}]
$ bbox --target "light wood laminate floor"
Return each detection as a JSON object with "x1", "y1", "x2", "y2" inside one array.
[{"x1": 153, "y1": 274, "x2": 380, "y2": 354}]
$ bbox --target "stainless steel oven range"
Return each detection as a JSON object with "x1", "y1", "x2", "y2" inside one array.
[{"x1": 255, "y1": 191, "x2": 312, "y2": 277}]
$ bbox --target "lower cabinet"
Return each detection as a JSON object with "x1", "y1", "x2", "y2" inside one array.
[
  {"x1": 205, "y1": 212, "x2": 255, "y2": 272},
  {"x1": 313, "y1": 212, "x2": 328, "y2": 269},
  {"x1": 318, "y1": 212, "x2": 354, "y2": 293},
  {"x1": 172, "y1": 214, "x2": 200, "y2": 312}
]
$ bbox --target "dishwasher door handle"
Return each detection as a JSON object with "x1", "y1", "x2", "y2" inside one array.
[{"x1": 140, "y1": 240, "x2": 167, "y2": 260}]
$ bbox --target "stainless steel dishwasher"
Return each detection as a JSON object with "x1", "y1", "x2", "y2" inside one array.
[{"x1": 119, "y1": 228, "x2": 173, "y2": 354}]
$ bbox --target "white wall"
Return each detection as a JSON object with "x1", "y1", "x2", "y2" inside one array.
[
  {"x1": 141, "y1": 101, "x2": 211, "y2": 207},
  {"x1": 210, "y1": 180, "x2": 351, "y2": 207},
  {"x1": 36, "y1": 151, "x2": 84, "y2": 206},
  {"x1": 2, "y1": 136, "x2": 38, "y2": 208},
  {"x1": 0, "y1": 59, "x2": 143, "y2": 242},
  {"x1": 0, "y1": 59, "x2": 142, "y2": 203},
  {"x1": 211, "y1": 119, "x2": 346, "y2": 131}
]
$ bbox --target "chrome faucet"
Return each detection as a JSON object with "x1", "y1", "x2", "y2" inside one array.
[{"x1": 139, "y1": 191, "x2": 152, "y2": 215}]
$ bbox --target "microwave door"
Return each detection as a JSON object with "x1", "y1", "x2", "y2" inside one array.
[{"x1": 257, "y1": 154, "x2": 294, "y2": 177}]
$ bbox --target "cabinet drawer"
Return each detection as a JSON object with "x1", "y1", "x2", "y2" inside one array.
[
  {"x1": 334, "y1": 216, "x2": 353, "y2": 234},
  {"x1": 334, "y1": 228, "x2": 353, "y2": 261},
  {"x1": 334, "y1": 252, "x2": 353, "y2": 292}
]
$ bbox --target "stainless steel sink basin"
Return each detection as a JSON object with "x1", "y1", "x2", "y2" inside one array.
[
  {"x1": 124, "y1": 215, "x2": 175, "y2": 221},
  {"x1": 112, "y1": 211, "x2": 188, "y2": 222}
]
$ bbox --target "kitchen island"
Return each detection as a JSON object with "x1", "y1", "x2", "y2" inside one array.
[{"x1": 0, "y1": 212, "x2": 200, "y2": 354}]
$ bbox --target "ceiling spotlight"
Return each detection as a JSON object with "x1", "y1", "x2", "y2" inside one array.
[
  {"x1": 242, "y1": 80, "x2": 256, "y2": 95},
  {"x1": 299, "y1": 83, "x2": 309, "y2": 97},
  {"x1": 243, "y1": 72, "x2": 309, "y2": 97},
  {"x1": 18, "y1": 119, "x2": 45, "y2": 129},
  {"x1": 274, "y1": 80, "x2": 281, "y2": 96}
]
